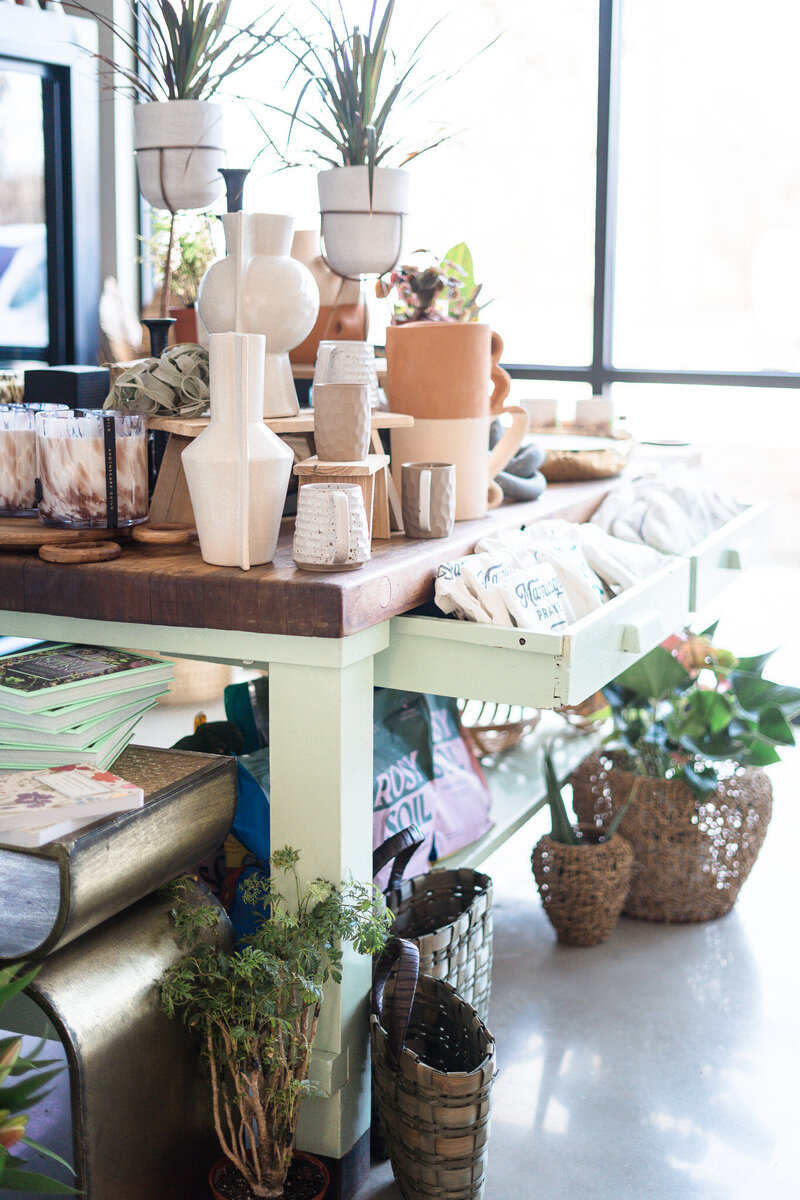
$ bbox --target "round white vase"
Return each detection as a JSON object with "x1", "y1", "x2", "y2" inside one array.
[
  {"x1": 182, "y1": 332, "x2": 293, "y2": 569},
  {"x1": 197, "y1": 213, "x2": 319, "y2": 417},
  {"x1": 133, "y1": 100, "x2": 225, "y2": 212},
  {"x1": 318, "y1": 166, "x2": 409, "y2": 278}
]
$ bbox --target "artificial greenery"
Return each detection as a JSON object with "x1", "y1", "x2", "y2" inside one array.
[
  {"x1": 603, "y1": 628, "x2": 800, "y2": 797},
  {"x1": 146, "y1": 211, "x2": 217, "y2": 307},
  {"x1": 161, "y1": 847, "x2": 391, "y2": 1200},
  {"x1": 73, "y1": 0, "x2": 283, "y2": 103},
  {"x1": 379, "y1": 243, "x2": 485, "y2": 322},
  {"x1": 266, "y1": 1, "x2": 497, "y2": 201},
  {"x1": 542, "y1": 746, "x2": 634, "y2": 846},
  {"x1": 0, "y1": 965, "x2": 77, "y2": 1194}
]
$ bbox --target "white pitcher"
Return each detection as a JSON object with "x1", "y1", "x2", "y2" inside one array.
[{"x1": 183, "y1": 332, "x2": 293, "y2": 569}]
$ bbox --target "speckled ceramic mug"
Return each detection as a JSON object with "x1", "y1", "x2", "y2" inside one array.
[
  {"x1": 401, "y1": 462, "x2": 456, "y2": 539},
  {"x1": 293, "y1": 482, "x2": 371, "y2": 571}
]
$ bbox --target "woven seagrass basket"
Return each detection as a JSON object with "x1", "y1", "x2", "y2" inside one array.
[
  {"x1": 570, "y1": 751, "x2": 773, "y2": 923},
  {"x1": 374, "y1": 828, "x2": 493, "y2": 1020},
  {"x1": 371, "y1": 939, "x2": 496, "y2": 1200},
  {"x1": 531, "y1": 829, "x2": 634, "y2": 946}
]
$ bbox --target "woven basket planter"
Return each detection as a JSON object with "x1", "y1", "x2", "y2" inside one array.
[
  {"x1": 371, "y1": 939, "x2": 496, "y2": 1200},
  {"x1": 570, "y1": 752, "x2": 773, "y2": 923},
  {"x1": 531, "y1": 829, "x2": 634, "y2": 946}
]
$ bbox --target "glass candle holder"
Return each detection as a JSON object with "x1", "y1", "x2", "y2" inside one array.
[
  {"x1": 36, "y1": 409, "x2": 148, "y2": 529},
  {"x1": 0, "y1": 403, "x2": 67, "y2": 516}
]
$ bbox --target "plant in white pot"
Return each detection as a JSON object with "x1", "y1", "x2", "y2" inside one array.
[{"x1": 277, "y1": 1, "x2": 497, "y2": 279}]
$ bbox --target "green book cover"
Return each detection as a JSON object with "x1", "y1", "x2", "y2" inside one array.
[
  {"x1": 0, "y1": 709, "x2": 146, "y2": 771},
  {"x1": 0, "y1": 696, "x2": 159, "y2": 751},
  {"x1": 0, "y1": 681, "x2": 170, "y2": 735},
  {"x1": 0, "y1": 644, "x2": 173, "y2": 713}
]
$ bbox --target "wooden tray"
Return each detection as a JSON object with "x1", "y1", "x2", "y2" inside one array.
[{"x1": 0, "y1": 519, "x2": 131, "y2": 550}]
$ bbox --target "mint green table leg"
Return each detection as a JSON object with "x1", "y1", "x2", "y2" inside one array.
[{"x1": 267, "y1": 653, "x2": 375, "y2": 1161}]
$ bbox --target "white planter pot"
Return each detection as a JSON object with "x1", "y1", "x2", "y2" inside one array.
[
  {"x1": 196, "y1": 213, "x2": 319, "y2": 417},
  {"x1": 134, "y1": 100, "x2": 225, "y2": 212},
  {"x1": 318, "y1": 166, "x2": 409, "y2": 278},
  {"x1": 182, "y1": 332, "x2": 294, "y2": 568}
]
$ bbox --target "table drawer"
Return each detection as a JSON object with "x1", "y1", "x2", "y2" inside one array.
[
  {"x1": 374, "y1": 555, "x2": 691, "y2": 709},
  {"x1": 688, "y1": 502, "x2": 769, "y2": 612}
]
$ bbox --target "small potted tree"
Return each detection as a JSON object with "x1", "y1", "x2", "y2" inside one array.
[
  {"x1": 531, "y1": 746, "x2": 636, "y2": 946},
  {"x1": 161, "y1": 846, "x2": 390, "y2": 1200},
  {"x1": 144, "y1": 210, "x2": 217, "y2": 343},
  {"x1": 570, "y1": 629, "x2": 800, "y2": 922}
]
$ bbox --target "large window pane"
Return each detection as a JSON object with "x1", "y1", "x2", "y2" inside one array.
[
  {"x1": 0, "y1": 65, "x2": 47, "y2": 351},
  {"x1": 227, "y1": 1, "x2": 599, "y2": 364},
  {"x1": 613, "y1": 0, "x2": 800, "y2": 373}
]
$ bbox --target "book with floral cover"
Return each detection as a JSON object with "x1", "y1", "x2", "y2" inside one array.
[
  {"x1": 0, "y1": 644, "x2": 172, "y2": 713},
  {"x1": 0, "y1": 763, "x2": 144, "y2": 835}
]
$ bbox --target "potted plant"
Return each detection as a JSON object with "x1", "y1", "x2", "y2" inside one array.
[
  {"x1": 382, "y1": 246, "x2": 511, "y2": 420},
  {"x1": 0, "y1": 964, "x2": 77, "y2": 1193},
  {"x1": 161, "y1": 846, "x2": 391, "y2": 1200},
  {"x1": 277, "y1": 2, "x2": 497, "y2": 278},
  {"x1": 144, "y1": 210, "x2": 217, "y2": 342},
  {"x1": 74, "y1": 1, "x2": 282, "y2": 212},
  {"x1": 531, "y1": 747, "x2": 635, "y2": 946},
  {"x1": 570, "y1": 628, "x2": 800, "y2": 923}
]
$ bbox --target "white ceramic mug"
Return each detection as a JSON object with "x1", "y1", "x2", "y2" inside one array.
[
  {"x1": 312, "y1": 382, "x2": 372, "y2": 462},
  {"x1": 391, "y1": 408, "x2": 530, "y2": 520},
  {"x1": 312, "y1": 340, "x2": 380, "y2": 408},
  {"x1": 293, "y1": 482, "x2": 371, "y2": 571},
  {"x1": 401, "y1": 462, "x2": 456, "y2": 538}
]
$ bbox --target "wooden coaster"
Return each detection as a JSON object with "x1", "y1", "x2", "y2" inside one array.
[
  {"x1": 132, "y1": 522, "x2": 197, "y2": 544},
  {"x1": 39, "y1": 541, "x2": 122, "y2": 564}
]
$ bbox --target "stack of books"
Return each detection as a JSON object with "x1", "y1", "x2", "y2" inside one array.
[
  {"x1": 0, "y1": 643, "x2": 173, "y2": 774},
  {"x1": 0, "y1": 763, "x2": 146, "y2": 847}
]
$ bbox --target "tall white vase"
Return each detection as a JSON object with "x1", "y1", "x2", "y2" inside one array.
[
  {"x1": 182, "y1": 332, "x2": 293, "y2": 569},
  {"x1": 197, "y1": 214, "x2": 319, "y2": 417}
]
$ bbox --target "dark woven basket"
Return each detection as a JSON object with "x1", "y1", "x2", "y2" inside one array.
[
  {"x1": 570, "y1": 751, "x2": 773, "y2": 923},
  {"x1": 371, "y1": 939, "x2": 496, "y2": 1200},
  {"x1": 531, "y1": 829, "x2": 634, "y2": 946},
  {"x1": 374, "y1": 828, "x2": 493, "y2": 1021}
]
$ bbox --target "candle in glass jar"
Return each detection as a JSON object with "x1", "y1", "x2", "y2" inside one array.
[{"x1": 0, "y1": 404, "x2": 67, "y2": 516}]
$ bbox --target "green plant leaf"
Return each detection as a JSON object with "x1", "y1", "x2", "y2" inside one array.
[
  {"x1": 731, "y1": 672, "x2": 800, "y2": 718},
  {"x1": 0, "y1": 1161, "x2": 79, "y2": 1193},
  {"x1": 757, "y1": 706, "x2": 796, "y2": 747},
  {"x1": 614, "y1": 647, "x2": 692, "y2": 701}
]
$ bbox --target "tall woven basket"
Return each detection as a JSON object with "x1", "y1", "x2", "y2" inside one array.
[
  {"x1": 570, "y1": 751, "x2": 773, "y2": 923},
  {"x1": 531, "y1": 829, "x2": 634, "y2": 946},
  {"x1": 373, "y1": 827, "x2": 493, "y2": 1021},
  {"x1": 371, "y1": 938, "x2": 496, "y2": 1200}
]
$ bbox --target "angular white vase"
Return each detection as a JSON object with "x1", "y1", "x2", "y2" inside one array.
[
  {"x1": 197, "y1": 213, "x2": 319, "y2": 417},
  {"x1": 133, "y1": 100, "x2": 225, "y2": 212},
  {"x1": 182, "y1": 332, "x2": 293, "y2": 569}
]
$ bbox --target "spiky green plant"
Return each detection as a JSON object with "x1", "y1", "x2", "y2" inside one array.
[
  {"x1": 542, "y1": 746, "x2": 635, "y2": 846},
  {"x1": 0, "y1": 965, "x2": 77, "y2": 1194},
  {"x1": 72, "y1": 0, "x2": 283, "y2": 102},
  {"x1": 161, "y1": 846, "x2": 391, "y2": 1200},
  {"x1": 264, "y1": 1, "x2": 499, "y2": 202}
]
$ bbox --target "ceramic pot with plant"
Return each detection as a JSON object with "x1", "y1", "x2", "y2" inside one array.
[
  {"x1": 531, "y1": 747, "x2": 635, "y2": 947},
  {"x1": 161, "y1": 845, "x2": 390, "y2": 1200},
  {"x1": 145, "y1": 211, "x2": 216, "y2": 344},
  {"x1": 570, "y1": 629, "x2": 800, "y2": 923},
  {"x1": 383, "y1": 247, "x2": 511, "y2": 420},
  {"x1": 277, "y1": 2, "x2": 498, "y2": 279}
]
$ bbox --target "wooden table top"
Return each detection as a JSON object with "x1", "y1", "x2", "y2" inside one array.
[
  {"x1": 146, "y1": 411, "x2": 412, "y2": 437},
  {"x1": 0, "y1": 479, "x2": 615, "y2": 640}
]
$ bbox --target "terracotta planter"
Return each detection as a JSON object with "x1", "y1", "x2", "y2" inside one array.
[
  {"x1": 531, "y1": 829, "x2": 634, "y2": 946},
  {"x1": 133, "y1": 100, "x2": 225, "y2": 212},
  {"x1": 570, "y1": 752, "x2": 773, "y2": 923},
  {"x1": 168, "y1": 306, "x2": 199, "y2": 345},
  {"x1": 209, "y1": 1149, "x2": 330, "y2": 1200},
  {"x1": 385, "y1": 323, "x2": 511, "y2": 419}
]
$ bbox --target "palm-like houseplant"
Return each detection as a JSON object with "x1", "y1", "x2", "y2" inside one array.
[
  {"x1": 531, "y1": 747, "x2": 635, "y2": 946},
  {"x1": 161, "y1": 846, "x2": 390, "y2": 1200},
  {"x1": 273, "y1": 0, "x2": 497, "y2": 277},
  {"x1": 570, "y1": 628, "x2": 800, "y2": 922},
  {"x1": 0, "y1": 964, "x2": 77, "y2": 1194}
]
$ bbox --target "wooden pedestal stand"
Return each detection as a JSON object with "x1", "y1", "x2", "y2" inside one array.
[
  {"x1": 294, "y1": 455, "x2": 391, "y2": 541},
  {"x1": 147, "y1": 412, "x2": 412, "y2": 535}
]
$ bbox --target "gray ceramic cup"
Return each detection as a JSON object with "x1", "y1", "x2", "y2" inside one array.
[
  {"x1": 401, "y1": 462, "x2": 456, "y2": 539},
  {"x1": 313, "y1": 382, "x2": 372, "y2": 462}
]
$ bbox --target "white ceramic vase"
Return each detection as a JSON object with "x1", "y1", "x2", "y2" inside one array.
[
  {"x1": 317, "y1": 166, "x2": 409, "y2": 278},
  {"x1": 133, "y1": 100, "x2": 225, "y2": 212},
  {"x1": 182, "y1": 332, "x2": 293, "y2": 569},
  {"x1": 197, "y1": 213, "x2": 319, "y2": 417}
]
